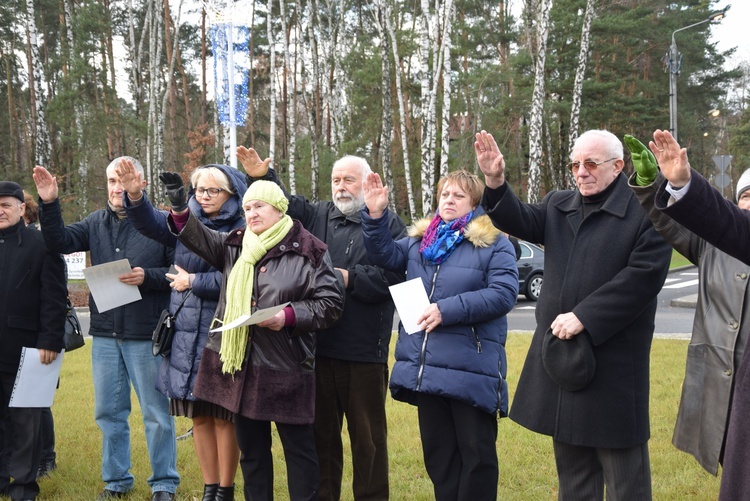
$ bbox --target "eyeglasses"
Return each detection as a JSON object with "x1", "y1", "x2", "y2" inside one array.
[
  {"x1": 195, "y1": 187, "x2": 225, "y2": 198},
  {"x1": 566, "y1": 157, "x2": 618, "y2": 174}
]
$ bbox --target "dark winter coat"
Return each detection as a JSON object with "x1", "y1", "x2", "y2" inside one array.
[
  {"x1": 123, "y1": 164, "x2": 247, "y2": 401},
  {"x1": 654, "y1": 171, "x2": 750, "y2": 500},
  {"x1": 485, "y1": 173, "x2": 671, "y2": 448},
  {"x1": 39, "y1": 199, "x2": 173, "y2": 339},
  {"x1": 250, "y1": 169, "x2": 407, "y2": 364},
  {"x1": 173, "y1": 215, "x2": 344, "y2": 424},
  {"x1": 361, "y1": 207, "x2": 518, "y2": 415},
  {"x1": 0, "y1": 222, "x2": 67, "y2": 372},
  {"x1": 633, "y1": 172, "x2": 750, "y2": 475}
]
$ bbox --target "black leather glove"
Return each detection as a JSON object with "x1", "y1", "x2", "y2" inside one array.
[{"x1": 158, "y1": 172, "x2": 188, "y2": 212}]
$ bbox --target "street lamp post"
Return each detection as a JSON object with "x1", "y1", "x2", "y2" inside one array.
[{"x1": 667, "y1": 7, "x2": 728, "y2": 141}]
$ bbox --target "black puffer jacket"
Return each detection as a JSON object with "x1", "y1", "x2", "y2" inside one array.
[{"x1": 39, "y1": 199, "x2": 173, "y2": 339}]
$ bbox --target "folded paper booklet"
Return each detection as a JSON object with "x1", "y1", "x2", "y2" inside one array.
[{"x1": 210, "y1": 302, "x2": 291, "y2": 332}]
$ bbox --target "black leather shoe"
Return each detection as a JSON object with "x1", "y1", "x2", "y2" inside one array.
[
  {"x1": 202, "y1": 483, "x2": 218, "y2": 501},
  {"x1": 96, "y1": 489, "x2": 127, "y2": 500},
  {"x1": 151, "y1": 492, "x2": 175, "y2": 501},
  {"x1": 215, "y1": 484, "x2": 234, "y2": 501}
]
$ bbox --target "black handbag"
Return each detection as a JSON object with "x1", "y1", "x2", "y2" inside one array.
[
  {"x1": 64, "y1": 297, "x2": 85, "y2": 352},
  {"x1": 152, "y1": 291, "x2": 192, "y2": 357}
]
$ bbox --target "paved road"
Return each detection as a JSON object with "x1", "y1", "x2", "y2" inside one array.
[
  {"x1": 508, "y1": 265, "x2": 699, "y2": 339},
  {"x1": 79, "y1": 266, "x2": 700, "y2": 341}
]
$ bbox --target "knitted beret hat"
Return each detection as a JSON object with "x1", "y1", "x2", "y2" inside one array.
[{"x1": 243, "y1": 180, "x2": 289, "y2": 214}]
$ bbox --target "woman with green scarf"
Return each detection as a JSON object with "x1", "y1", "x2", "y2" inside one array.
[{"x1": 163, "y1": 177, "x2": 344, "y2": 501}]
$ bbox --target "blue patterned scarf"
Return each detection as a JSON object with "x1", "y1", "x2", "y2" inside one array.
[{"x1": 419, "y1": 210, "x2": 474, "y2": 264}]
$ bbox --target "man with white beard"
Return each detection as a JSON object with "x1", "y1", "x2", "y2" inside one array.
[{"x1": 238, "y1": 149, "x2": 406, "y2": 500}]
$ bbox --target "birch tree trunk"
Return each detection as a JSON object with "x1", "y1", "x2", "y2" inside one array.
[
  {"x1": 567, "y1": 0, "x2": 596, "y2": 189},
  {"x1": 385, "y1": 0, "x2": 416, "y2": 220},
  {"x1": 280, "y1": 0, "x2": 297, "y2": 194},
  {"x1": 267, "y1": 0, "x2": 276, "y2": 170},
  {"x1": 419, "y1": 0, "x2": 434, "y2": 216},
  {"x1": 439, "y1": 0, "x2": 454, "y2": 179},
  {"x1": 148, "y1": 0, "x2": 165, "y2": 188},
  {"x1": 128, "y1": 0, "x2": 150, "y2": 161},
  {"x1": 304, "y1": 0, "x2": 321, "y2": 200},
  {"x1": 26, "y1": 0, "x2": 51, "y2": 167},
  {"x1": 373, "y1": 0, "x2": 394, "y2": 212},
  {"x1": 527, "y1": 0, "x2": 552, "y2": 203}
]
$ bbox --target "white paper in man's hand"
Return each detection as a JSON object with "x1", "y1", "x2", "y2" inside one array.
[
  {"x1": 389, "y1": 278, "x2": 430, "y2": 334},
  {"x1": 82, "y1": 259, "x2": 142, "y2": 312},
  {"x1": 210, "y1": 302, "x2": 291, "y2": 332},
  {"x1": 9, "y1": 348, "x2": 64, "y2": 408}
]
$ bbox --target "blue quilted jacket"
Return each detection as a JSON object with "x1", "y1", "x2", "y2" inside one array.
[
  {"x1": 361, "y1": 206, "x2": 518, "y2": 415},
  {"x1": 123, "y1": 164, "x2": 248, "y2": 400}
]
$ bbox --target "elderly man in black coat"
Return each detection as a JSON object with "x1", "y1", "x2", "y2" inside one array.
[
  {"x1": 0, "y1": 181, "x2": 67, "y2": 501},
  {"x1": 475, "y1": 130, "x2": 671, "y2": 500}
]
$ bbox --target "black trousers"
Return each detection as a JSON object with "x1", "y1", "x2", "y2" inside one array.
[
  {"x1": 39, "y1": 408, "x2": 55, "y2": 464},
  {"x1": 416, "y1": 393, "x2": 498, "y2": 501},
  {"x1": 0, "y1": 370, "x2": 43, "y2": 500},
  {"x1": 553, "y1": 440, "x2": 652, "y2": 501},
  {"x1": 235, "y1": 415, "x2": 319, "y2": 501},
  {"x1": 314, "y1": 358, "x2": 389, "y2": 501}
]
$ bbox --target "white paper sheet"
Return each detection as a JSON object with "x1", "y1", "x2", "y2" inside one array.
[
  {"x1": 389, "y1": 278, "x2": 430, "y2": 334},
  {"x1": 82, "y1": 259, "x2": 142, "y2": 312},
  {"x1": 210, "y1": 302, "x2": 292, "y2": 332},
  {"x1": 9, "y1": 348, "x2": 64, "y2": 408}
]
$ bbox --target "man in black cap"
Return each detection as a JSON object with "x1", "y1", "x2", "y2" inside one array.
[
  {"x1": 474, "y1": 129, "x2": 671, "y2": 500},
  {"x1": 0, "y1": 181, "x2": 67, "y2": 501}
]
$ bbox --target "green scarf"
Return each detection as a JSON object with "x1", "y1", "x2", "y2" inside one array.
[{"x1": 220, "y1": 215, "x2": 294, "y2": 374}]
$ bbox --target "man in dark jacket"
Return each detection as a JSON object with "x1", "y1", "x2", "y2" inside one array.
[
  {"x1": 475, "y1": 129, "x2": 671, "y2": 500},
  {"x1": 238, "y1": 148, "x2": 406, "y2": 500},
  {"x1": 32, "y1": 160, "x2": 179, "y2": 501},
  {"x1": 0, "y1": 181, "x2": 66, "y2": 501}
]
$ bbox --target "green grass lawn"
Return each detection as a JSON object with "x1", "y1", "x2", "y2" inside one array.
[
  {"x1": 44, "y1": 334, "x2": 720, "y2": 500},
  {"x1": 670, "y1": 249, "x2": 692, "y2": 269}
]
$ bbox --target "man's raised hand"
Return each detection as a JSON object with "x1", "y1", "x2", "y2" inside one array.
[
  {"x1": 32, "y1": 166, "x2": 59, "y2": 203},
  {"x1": 237, "y1": 146, "x2": 271, "y2": 178}
]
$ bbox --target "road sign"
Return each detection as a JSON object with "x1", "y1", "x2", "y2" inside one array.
[
  {"x1": 714, "y1": 173, "x2": 731, "y2": 189},
  {"x1": 713, "y1": 155, "x2": 733, "y2": 172}
]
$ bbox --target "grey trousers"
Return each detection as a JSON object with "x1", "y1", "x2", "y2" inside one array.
[{"x1": 553, "y1": 440, "x2": 652, "y2": 501}]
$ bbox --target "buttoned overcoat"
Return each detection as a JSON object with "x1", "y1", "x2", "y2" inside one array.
[{"x1": 485, "y1": 173, "x2": 671, "y2": 448}]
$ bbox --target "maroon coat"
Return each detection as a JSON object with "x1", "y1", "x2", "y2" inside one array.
[{"x1": 173, "y1": 214, "x2": 344, "y2": 424}]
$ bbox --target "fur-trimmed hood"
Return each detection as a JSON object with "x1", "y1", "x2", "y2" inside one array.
[{"x1": 407, "y1": 212, "x2": 501, "y2": 248}]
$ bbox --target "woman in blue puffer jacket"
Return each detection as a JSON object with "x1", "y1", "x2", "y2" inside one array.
[
  {"x1": 361, "y1": 169, "x2": 518, "y2": 501},
  {"x1": 122, "y1": 164, "x2": 246, "y2": 501}
]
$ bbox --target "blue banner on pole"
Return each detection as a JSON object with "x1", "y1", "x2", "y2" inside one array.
[{"x1": 212, "y1": 24, "x2": 250, "y2": 127}]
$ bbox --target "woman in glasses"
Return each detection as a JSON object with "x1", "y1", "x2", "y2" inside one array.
[{"x1": 119, "y1": 163, "x2": 247, "y2": 501}]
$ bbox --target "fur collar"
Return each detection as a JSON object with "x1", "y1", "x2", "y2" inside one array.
[{"x1": 408, "y1": 213, "x2": 501, "y2": 248}]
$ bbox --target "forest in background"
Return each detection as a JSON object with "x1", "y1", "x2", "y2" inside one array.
[{"x1": 1, "y1": 0, "x2": 747, "y2": 222}]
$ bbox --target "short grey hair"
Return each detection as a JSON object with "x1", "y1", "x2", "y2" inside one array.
[
  {"x1": 572, "y1": 130, "x2": 624, "y2": 161},
  {"x1": 331, "y1": 155, "x2": 372, "y2": 179},
  {"x1": 106, "y1": 156, "x2": 144, "y2": 175}
]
